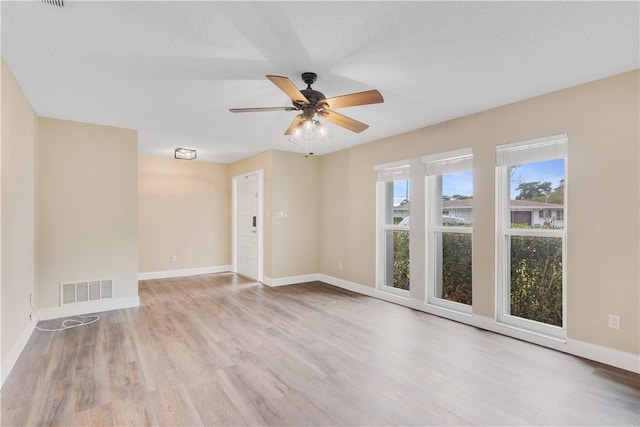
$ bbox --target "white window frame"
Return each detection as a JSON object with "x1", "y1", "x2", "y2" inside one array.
[
  {"x1": 496, "y1": 134, "x2": 568, "y2": 338},
  {"x1": 424, "y1": 149, "x2": 473, "y2": 314},
  {"x1": 375, "y1": 160, "x2": 411, "y2": 297}
]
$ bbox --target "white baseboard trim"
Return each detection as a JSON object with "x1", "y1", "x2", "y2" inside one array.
[
  {"x1": 318, "y1": 273, "x2": 640, "y2": 374},
  {"x1": 262, "y1": 274, "x2": 321, "y2": 287},
  {"x1": 38, "y1": 296, "x2": 140, "y2": 321},
  {"x1": 1, "y1": 321, "x2": 36, "y2": 387},
  {"x1": 565, "y1": 338, "x2": 640, "y2": 374},
  {"x1": 316, "y1": 274, "x2": 377, "y2": 296},
  {"x1": 138, "y1": 265, "x2": 231, "y2": 281}
]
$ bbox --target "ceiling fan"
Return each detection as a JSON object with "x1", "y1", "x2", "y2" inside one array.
[{"x1": 230, "y1": 72, "x2": 383, "y2": 135}]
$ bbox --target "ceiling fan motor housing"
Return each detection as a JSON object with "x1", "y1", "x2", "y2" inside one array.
[
  {"x1": 297, "y1": 89, "x2": 326, "y2": 106},
  {"x1": 293, "y1": 72, "x2": 327, "y2": 110}
]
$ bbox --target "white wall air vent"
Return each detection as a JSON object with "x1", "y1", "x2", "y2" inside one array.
[{"x1": 60, "y1": 279, "x2": 113, "y2": 306}]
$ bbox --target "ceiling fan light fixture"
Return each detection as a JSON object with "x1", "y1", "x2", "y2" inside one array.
[
  {"x1": 174, "y1": 147, "x2": 197, "y2": 160},
  {"x1": 302, "y1": 120, "x2": 317, "y2": 141},
  {"x1": 288, "y1": 127, "x2": 301, "y2": 144},
  {"x1": 288, "y1": 119, "x2": 333, "y2": 145},
  {"x1": 315, "y1": 121, "x2": 333, "y2": 140}
]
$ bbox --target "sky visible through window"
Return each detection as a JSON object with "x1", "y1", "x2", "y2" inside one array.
[
  {"x1": 509, "y1": 158, "x2": 564, "y2": 199},
  {"x1": 443, "y1": 170, "x2": 473, "y2": 198},
  {"x1": 393, "y1": 180, "x2": 410, "y2": 206},
  {"x1": 392, "y1": 159, "x2": 564, "y2": 206}
]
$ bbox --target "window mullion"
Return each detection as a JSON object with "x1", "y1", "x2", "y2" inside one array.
[
  {"x1": 433, "y1": 226, "x2": 473, "y2": 234},
  {"x1": 505, "y1": 228, "x2": 565, "y2": 238},
  {"x1": 384, "y1": 225, "x2": 411, "y2": 232}
]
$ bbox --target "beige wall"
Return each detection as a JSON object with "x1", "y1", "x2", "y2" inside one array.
[
  {"x1": 271, "y1": 151, "x2": 320, "y2": 278},
  {"x1": 1, "y1": 60, "x2": 37, "y2": 368},
  {"x1": 320, "y1": 149, "x2": 376, "y2": 284},
  {"x1": 37, "y1": 118, "x2": 138, "y2": 309},
  {"x1": 319, "y1": 70, "x2": 639, "y2": 355},
  {"x1": 138, "y1": 157, "x2": 230, "y2": 272}
]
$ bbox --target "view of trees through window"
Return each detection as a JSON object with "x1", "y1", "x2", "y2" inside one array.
[
  {"x1": 386, "y1": 179, "x2": 410, "y2": 290},
  {"x1": 508, "y1": 159, "x2": 565, "y2": 327},
  {"x1": 509, "y1": 233, "x2": 563, "y2": 326},
  {"x1": 436, "y1": 170, "x2": 473, "y2": 306},
  {"x1": 440, "y1": 232, "x2": 472, "y2": 304},
  {"x1": 392, "y1": 230, "x2": 410, "y2": 290}
]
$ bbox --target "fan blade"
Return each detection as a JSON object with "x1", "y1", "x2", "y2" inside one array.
[
  {"x1": 321, "y1": 89, "x2": 384, "y2": 110},
  {"x1": 319, "y1": 109, "x2": 369, "y2": 133},
  {"x1": 267, "y1": 75, "x2": 310, "y2": 104},
  {"x1": 230, "y1": 107, "x2": 298, "y2": 113},
  {"x1": 284, "y1": 114, "x2": 305, "y2": 135}
]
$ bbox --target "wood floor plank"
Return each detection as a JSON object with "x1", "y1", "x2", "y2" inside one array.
[
  {"x1": 2, "y1": 274, "x2": 639, "y2": 426},
  {"x1": 261, "y1": 391, "x2": 336, "y2": 426},
  {"x1": 185, "y1": 374, "x2": 248, "y2": 426},
  {"x1": 146, "y1": 384, "x2": 203, "y2": 427},
  {"x1": 212, "y1": 366, "x2": 275, "y2": 426},
  {"x1": 110, "y1": 397, "x2": 152, "y2": 427},
  {"x1": 65, "y1": 403, "x2": 114, "y2": 427}
]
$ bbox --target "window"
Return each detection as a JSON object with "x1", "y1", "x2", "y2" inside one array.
[
  {"x1": 496, "y1": 134, "x2": 567, "y2": 336},
  {"x1": 375, "y1": 161, "x2": 411, "y2": 294},
  {"x1": 424, "y1": 149, "x2": 473, "y2": 312}
]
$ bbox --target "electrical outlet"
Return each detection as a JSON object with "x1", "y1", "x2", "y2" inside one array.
[
  {"x1": 338, "y1": 262, "x2": 343, "y2": 271},
  {"x1": 608, "y1": 314, "x2": 620, "y2": 330},
  {"x1": 170, "y1": 255, "x2": 177, "y2": 263}
]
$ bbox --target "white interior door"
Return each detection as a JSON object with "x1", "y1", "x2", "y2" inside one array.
[{"x1": 233, "y1": 171, "x2": 263, "y2": 281}]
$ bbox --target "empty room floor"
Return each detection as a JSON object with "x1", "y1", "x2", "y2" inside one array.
[{"x1": 2, "y1": 273, "x2": 639, "y2": 426}]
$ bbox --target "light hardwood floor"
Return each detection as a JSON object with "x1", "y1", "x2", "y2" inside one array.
[{"x1": 2, "y1": 273, "x2": 639, "y2": 426}]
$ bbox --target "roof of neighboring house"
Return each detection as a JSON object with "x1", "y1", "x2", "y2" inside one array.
[
  {"x1": 443, "y1": 199, "x2": 473, "y2": 208},
  {"x1": 509, "y1": 200, "x2": 563, "y2": 209}
]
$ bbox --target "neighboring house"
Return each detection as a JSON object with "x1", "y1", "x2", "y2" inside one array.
[
  {"x1": 394, "y1": 199, "x2": 564, "y2": 227},
  {"x1": 394, "y1": 202, "x2": 410, "y2": 222},
  {"x1": 509, "y1": 199, "x2": 564, "y2": 227},
  {"x1": 394, "y1": 199, "x2": 473, "y2": 224},
  {"x1": 441, "y1": 199, "x2": 474, "y2": 224}
]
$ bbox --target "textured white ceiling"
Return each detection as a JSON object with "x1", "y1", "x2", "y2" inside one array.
[{"x1": 2, "y1": 1, "x2": 638, "y2": 163}]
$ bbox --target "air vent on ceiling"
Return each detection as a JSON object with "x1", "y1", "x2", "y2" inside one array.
[
  {"x1": 41, "y1": 0, "x2": 64, "y2": 7},
  {"x1": 60, "y1": 279, "x2": 113, "y2": 306}
]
